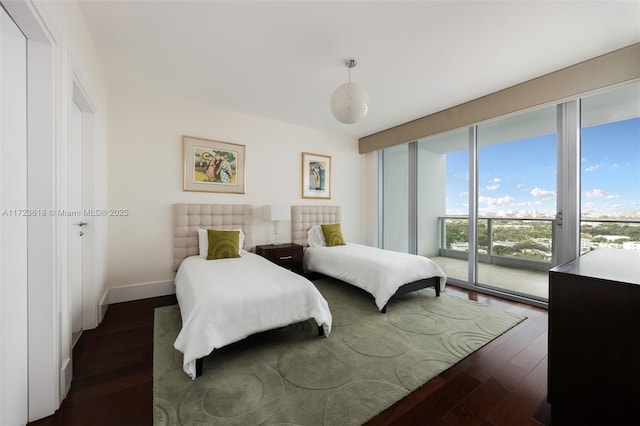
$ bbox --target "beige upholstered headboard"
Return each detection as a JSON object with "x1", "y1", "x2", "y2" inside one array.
[
  {"x1": 173, "y1": 204, "x2": 253, "y2": 270},
  {"x1": 291, "y1": 205, "x2": 341, "y2": 247}
]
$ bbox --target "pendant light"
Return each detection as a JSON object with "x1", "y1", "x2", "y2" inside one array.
[{"x1": 330, "y1": 58, "x2": 369, "y2": 124}]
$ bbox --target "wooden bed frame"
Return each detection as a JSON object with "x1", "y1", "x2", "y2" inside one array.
[
  {"x1": 291, "y1": 205, "x2": 441, "y2": 313},
  {"x1": 173, "y1": 203, "x2": 324, "y2": 377}
]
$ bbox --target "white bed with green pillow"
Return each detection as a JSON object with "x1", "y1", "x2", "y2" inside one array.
[
  {"x1": 173, "y1": 204, "x2": 332, "y2": 379},
  {"x1": 292, "y1": 205, "x2": 447, "y2": 312}
]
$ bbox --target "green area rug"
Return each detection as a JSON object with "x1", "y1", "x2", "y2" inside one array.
[{"x1": 154, "y1": 278, "x2": 526, "y2": 425}]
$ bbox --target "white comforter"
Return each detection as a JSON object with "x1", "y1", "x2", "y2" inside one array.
[
  {"x1": 304, "y1": 243, "x2": 447, "y2": 311},
  {"x1": 174, "y1": 253, "x2": 332, "y2": 379}
]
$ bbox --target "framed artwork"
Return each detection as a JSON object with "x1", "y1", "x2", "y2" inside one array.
[
  {"x1": 302, "y1": 152, "x2": 331, "y2": 199},
  {"x1": 183, "y1": 135, "x2": 246, "y2": 193}
]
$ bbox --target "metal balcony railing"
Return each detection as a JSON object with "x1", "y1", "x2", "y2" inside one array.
[
  {"x1": 439, "y1": 216, "x2": 640, "y2": 272},
  {"x1": 439, "y1": 216, "x2": 555, "y2": 272}
]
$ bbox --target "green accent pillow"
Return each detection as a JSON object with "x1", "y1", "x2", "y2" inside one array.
[
  {"x1": 207, "y1": 230, "x2": 240, "y2": 260},
  {"x1": 321, "y1": 223, "x2": 346, "y2": 247}
]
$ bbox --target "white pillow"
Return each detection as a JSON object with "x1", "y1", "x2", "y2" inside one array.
[
  {"x1": 307, "y1": 225, "x2": 326, "y2": 248},
  {"x1": 198, "y1": 228, "x2": 245, "y2": 257}
]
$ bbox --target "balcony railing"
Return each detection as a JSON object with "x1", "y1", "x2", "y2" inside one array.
[
  {"x1": 580, "y1": 218, "x2": 640, "y2": 253},
  {"x1": 435, "y1": 216, "x2": 638, "y2": 302},
  {"x1": 439, "y1": 216, "x2": 554, "y2": 272},
  {"x1": 439, "y1": 216, "x2": 640, "y2": 271}
]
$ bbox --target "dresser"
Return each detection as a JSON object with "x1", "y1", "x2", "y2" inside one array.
[
  {"x1": 255, "y1": 243, "x2": 304, "y2": 275},
  {"x1": 548, "y1": 248, "x2": 640, "y2": 425}
]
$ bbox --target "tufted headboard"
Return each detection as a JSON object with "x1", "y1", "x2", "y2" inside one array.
[
  {"x1": 173, "y1": 203, "x2": 253, "y2": 270},
  {"x1": 291, "y1": 205, "x2": 341, "y2": 247}
]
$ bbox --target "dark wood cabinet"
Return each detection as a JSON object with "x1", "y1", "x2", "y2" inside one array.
[
  {"x1": 548, "y1": 248, "x2": 640, "y2": 425},
  {"x1": 255, "y1": 243, "x2": 303, "y2": 275}
]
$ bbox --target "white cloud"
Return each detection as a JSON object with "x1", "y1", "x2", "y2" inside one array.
[
  {"x1": 585, "y1": 165, "x2": 600, "y2": 172},
  {"x1": 479, "y1": 195, "x2": 514, "y2": 207},
  {"x1": 530, "y1": 187, "x2": 556, "y2": 200},
  {"x1": 585, "y1": 188, "x2": 605, "y2": 198},
  {"x1": 485, "y1": 177, "x2": 501, "y2": 191},
  {"x1": 584, "y1": 188, "x2": 620, "y2": 200}
]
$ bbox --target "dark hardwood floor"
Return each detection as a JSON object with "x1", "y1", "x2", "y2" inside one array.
[{"x1": 30, "y1": 285, "x2": 550, "y2": 426}]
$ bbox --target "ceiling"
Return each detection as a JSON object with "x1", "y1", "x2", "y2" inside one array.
[{"x1": 77, "y1": 1, "x2": 640, "y2": 139}]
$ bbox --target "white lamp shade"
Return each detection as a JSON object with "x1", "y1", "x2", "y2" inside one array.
[
  {"x1": 330, "y1": 82, "x2": 369, "y2": 124},
  {"x1": 264, "y1": 204, "x2": 290, "y2": 221}
]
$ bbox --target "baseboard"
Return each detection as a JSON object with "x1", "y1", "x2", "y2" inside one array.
[
  {"x1": 60, "y1": 356, "x2": 72, "y2": 402},
  {"x1": 98, "y1": 290, "x2": 109, "y2": 323},
  {"x1": 107, "y1": 280, "x2": 176, "y2": 304}
]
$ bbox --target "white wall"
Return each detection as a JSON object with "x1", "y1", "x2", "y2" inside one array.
[{"x1": 106, "y1": 87, "x2": 362, "y2": 298}]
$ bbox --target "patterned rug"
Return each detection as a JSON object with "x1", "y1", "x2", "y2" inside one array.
[{"x1": 154, "y1": 278, "x2": 526, "y2": 425}]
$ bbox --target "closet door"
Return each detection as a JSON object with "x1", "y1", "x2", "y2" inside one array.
[{"x1": 0, "y1": 6, "x2": 29, "y2": 425}]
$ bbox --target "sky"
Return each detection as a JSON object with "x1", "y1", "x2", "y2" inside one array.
[{"x1": 446, "y1": 117, "x2": 640, "y2": 218}]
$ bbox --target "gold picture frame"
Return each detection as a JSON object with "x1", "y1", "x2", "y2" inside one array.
[
  {"x1": 301, "y1": 152, "x2": 331, "y2": 199},
  {"x1": 183, "y1": 135, "x2": 246, "y2": 193}
]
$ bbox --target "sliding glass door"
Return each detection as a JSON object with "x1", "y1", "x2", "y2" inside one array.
[
  {"x1": 580, "y1": 82, "x2": 640, "y2": 253},
  {"x1": 475, "y1": 106, "x2": 557, "y2": 300},
  {"x1": 379, "y1": 82, "x2": 639, "y2": 304}
]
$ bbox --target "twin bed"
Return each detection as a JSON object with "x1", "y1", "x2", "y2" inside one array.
[
  {"x1": 291, "y1": 205, "x2": 447, "y2": 313},
  {"x1": 172, "y1": 204, "x2": 331, "y2": 379},
  {"x1": 172, "y1": 203, "x2": 447, "y2": 379}
]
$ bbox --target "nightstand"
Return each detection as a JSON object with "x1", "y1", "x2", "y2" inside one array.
[{"x1": 255, "y1": 243, "x2": 303, "y2": 275}]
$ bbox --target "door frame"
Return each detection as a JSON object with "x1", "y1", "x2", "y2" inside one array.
[
  {"x1": 72, "y1": 75, "x2": 97, "y2": 332},
  {"x1": 554, "y1": 100, "x2": 581, "y2": 266},
  {"x1": 69, "y1": 100, "x2": 83, "y2": 341},
  {"x1": 59, "y1": 70, "x2": 98, "y2": 399}
]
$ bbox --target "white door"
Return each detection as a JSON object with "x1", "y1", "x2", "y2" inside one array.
[
  {"x1": 69, "y1": 101, "x2": 84, "y2": 343},
  {"x1": 0, "y1": 6, "x2": 29, "y2": 425}
]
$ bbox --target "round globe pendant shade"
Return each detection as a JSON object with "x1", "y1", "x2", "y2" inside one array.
[{"x1": 330, "y1": 82, "x2": 369, "y2": 124}]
